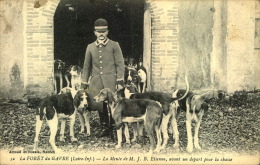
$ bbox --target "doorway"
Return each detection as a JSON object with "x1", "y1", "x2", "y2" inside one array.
[{"x1": 54, "y1": 0, "x2": 145, "y2": 67}]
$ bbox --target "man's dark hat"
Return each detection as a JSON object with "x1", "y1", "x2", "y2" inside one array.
[{"x1": 94, "y1": 18, "x2": 108, "y2": 31}]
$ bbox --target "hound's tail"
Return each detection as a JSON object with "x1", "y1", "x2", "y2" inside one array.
[{"x1": 171, "y1": 71, "x2": 189, "y2": 101}]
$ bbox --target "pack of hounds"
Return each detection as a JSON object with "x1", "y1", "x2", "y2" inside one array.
[{"x1": 32, "y1": 58, "x2": 226, "y2": 154}]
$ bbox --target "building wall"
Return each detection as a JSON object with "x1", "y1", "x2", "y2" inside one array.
[
  {"x1": 226, "y1": 0, "x2": 256, "y2": 92},
  {"x1": 254, "y1": 1, "x2": 260, "y2": 89},
  {"x1": 0, "y1": 0, "x2": 25, "y2": 98},
  {"x1": 0, "y1": 0, "x2": 258, "y2": 99},
  {"x1": 178, "y1": 0, "x2": 214, "y2": 90},
  {"x1": 0, "y1": 0, "x2": 59, "y2": 98},
  {"x1": 23, "y1": 0, "x2": 59, "y2": 96},
  {"x1": 147, "y1": 0, "x2": 180, "y2": 92},
  {"x1": 211, "y1": 0, "x2": 227, "y2": 91}
]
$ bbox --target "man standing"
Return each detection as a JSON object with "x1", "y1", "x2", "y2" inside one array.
[{"x1": 81, "y1": 18, "x2": 125, "y2": 137}]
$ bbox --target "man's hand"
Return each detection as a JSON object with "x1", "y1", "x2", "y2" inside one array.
[
  {"x1": 81, "y1": 82, "x2": 89, "y2": 89},
  {"x1": 116, "y1": 80, "x2": 124, "y2": 89},
  {"x1": 117, "y1": 84, "x2": 123, "y2": 90}
]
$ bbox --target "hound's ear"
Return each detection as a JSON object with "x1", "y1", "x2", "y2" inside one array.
[
  {"x1": 201, "y1": 103, "x2": 209, "y2": 117},
  {"x1": 107, "y1": 91, "x2": 115, "y2": 102},
  {"x1": 116, "y1": 88, "x2": 125, "y2": 99},
  {"x1": 73, "y1": 91, "x2": 80, "y2": 107},
  {"x1": 130, "y1": 83, "x2": 138, "y2": 93},
  {"x1": 86, "y1": 92, "x2": 91, "y2": 109},
  {"x1": 77, "y1": 66, "x2": 82, "y2": 74}
]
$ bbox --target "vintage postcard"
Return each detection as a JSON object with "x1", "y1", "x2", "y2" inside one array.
[{"x1": 0, "y1": 0, "x2": 259, "y2": 164}]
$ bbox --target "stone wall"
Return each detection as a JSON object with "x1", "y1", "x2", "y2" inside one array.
[
  {"x1": 178, "y1": 0, "x2": 214, "y2": 90},
  {"x1": 0, "y1": 0, "x2": 25, "y2": 98},
  {"x1": 226, "y1": 0, "x2": 256, "y2": 92},
  {"x1": 147, "y1": 0, "x2": 180, "y2": 92},
  {"x1": 24, "y1": 0, "x2": 59, "y2": 96},
  {"x1": 0, "y1": 0, "x2": 258, "y2": 99},
  {"x1": 0, "y1": 0, "x2": 59, "y2": 98},
  {"x1": 211, "y1": 0, "x2": 227, "y2": 91},
  {"x1": 255, "y1": 1, "x2": 260, "y2": 89}
]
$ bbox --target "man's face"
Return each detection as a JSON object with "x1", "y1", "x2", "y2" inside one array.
[{"x1": 94, "y1": 30, "x2": 109, "y2": 40}]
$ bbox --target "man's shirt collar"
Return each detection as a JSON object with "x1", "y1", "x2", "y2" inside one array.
[{"x1": 95, "y1": 38, "x2": 109, "y2": 47}]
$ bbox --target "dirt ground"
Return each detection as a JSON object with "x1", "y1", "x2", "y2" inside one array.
[{"x1": 0, "y1": 91, "x2": 259, "y2": 164}]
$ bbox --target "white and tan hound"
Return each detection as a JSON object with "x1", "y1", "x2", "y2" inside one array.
[
  {"x1": 69, "y1": 65, "x2": 82, "y2": 90},
  {"x1": 125, "y1": 67, "x2": 141, "y2": 90},
  {"x1": 59, "y1": 87, "x2": 92, "y2": 135},
  {"x1": 120, "y1": 74, "x2": 189, "y2": 147},
  {"x1": 137, "y1": 61, "x2": 147, "y2": 93},
  {"x1": 73, "y1": 89, "x2": 91, "y2": 136},
  {"x1": 54, "y1": 59, "x2": 65, "y2": 94},
  {"x1": 94, "y1": 88, "x2": 163, "y2": 154},
  {"x1": 64, "y1": 65, "x2": 82, "y2": 90},
  {"x1": 171, "y1": 89, "x2": 226, "y2": 153},
  {"x1": 33, "y1": 88, "x2": 90, "y2": 153}
]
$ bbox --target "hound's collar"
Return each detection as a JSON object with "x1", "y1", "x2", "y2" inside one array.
[
  {"x1": 95, "y1": 38, "x2": 109, "y2": 47},
  {"x1": 108, "y1": 96, "x2": 120, "y2": 111},
  {"x1": 110, "y1": 94, "x2": 123, "y2": 108},
  {"x1": 113, "y1": 96, "x2": 121, "y2": 106}
]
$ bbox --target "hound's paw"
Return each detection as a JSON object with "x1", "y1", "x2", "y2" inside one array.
[
  {"x1": 131, "y1": 138, "x2": 137, "y2": 143},
  {"x1": 33, "y1": 142, "x2": 39, "y2": 151},
  {"x1": 160, "y1": 144, "x2": 167, "y2": 150},
  {"x1": 125, "y1": 143, "x2": 131, "y2": 148},
  {"x1": 125, "y1": 139, "x2": 131, "y2": 144},
  {"x1": 115, "y1": 145, "x2": 122, "y2": 149},
  {"x1": 173, "y1": 143, "x2": 179, "y2": 149},
  {"x1": 153, "y1": 147, "x2": 161, "y2": 153},
  {"x1": 70, "y1": 137, "x2": 78, "y2": 142},
  {"x1": 195, "y1": 144, "x2": 201, "y2": 151},
  {"x1": 86, "y1": 132, "x2": 91, "y2": 137},
  {"x1": 79, "y1": 129, "x2": 85, "y2": 134},
  {"x1": 148, "y1": 150, "x2": 153, "y2": 156},
  {"x1": 54, "y1": 148, "x2": 63, "y2": 154},
  {"x1": 186, "y1": 146, "x2": 193, "y2": 153},
  {"x1": 59, "y1": 137, "x2": 65, "y2": 142}
]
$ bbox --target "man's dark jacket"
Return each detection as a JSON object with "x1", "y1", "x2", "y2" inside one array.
[{"x1": 82, "y1": 39, "x2": 125, "y2": 111}]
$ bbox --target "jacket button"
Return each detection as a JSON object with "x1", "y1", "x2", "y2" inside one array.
[
  {"x1": 100, "y1": 72, "x2": 103, "y2": 74},
  {"x1": 99, "y1": 50, "x2": 102, "y2": 52},
  {"x1": 100, "y1": 61, "x2": 102, "y2": 63},
  {"x1": 100, "y1": 66, "x2": 103, "y2": 68}
]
